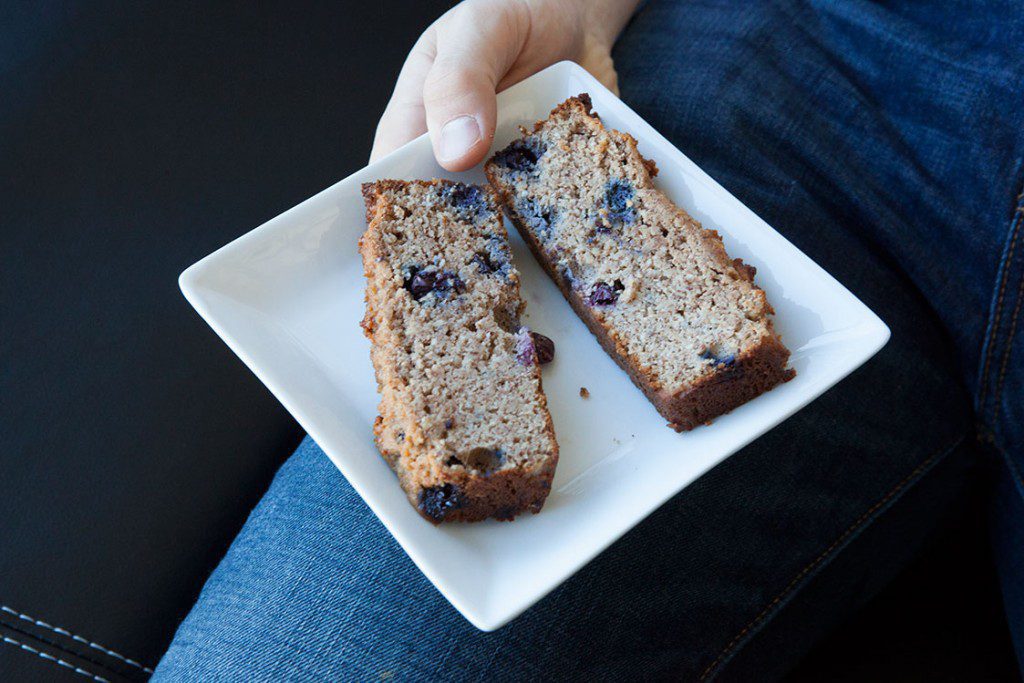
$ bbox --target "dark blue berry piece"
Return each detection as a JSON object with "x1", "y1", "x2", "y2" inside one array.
[
  {"x1": 517, "y1": 199, "x2": 556, "y2": 240},
  {"x1": 405, "y1": 267, "x2": 434, "y2": 299},
  {"x1": 404, "y1": 266, "x2": 464, "y2": 300},
  {"x1": 700, "y1": 349, "x2": 737, "y2": 367},
  {"x1": 484, "y1": 236, "x2": 511, "y2": 276},
  {"x1": 531, "y1": 332, "x2": 555, "y2": 364},
  {"x1": 471, "y1": 242, "x2": 512, "y2": 278},
  {"x1": 442, "y1": 182, "x2": 487, "y2": 217},
  {"x1": 432, "y1": 271, "x2": 464, "y2": 295},
  {"x1": 515, "y1": 327, "x2": 537, "y2": 366},
  {"x1": 587, "y1": 280, "x2": 624, "y2": 307},
  {"x1": 471, "y1": 251, "x2": 496, "y2": 274},
  {"x1": 492, "y1": 139, "x2": 544, "y2": 173},
  {"x1": 514, "y1": 328, "x2": 556, "y2": 366},
  {"x1": 601, "y1": 178, "x2": 637, "y2": 227},
  {"x1": 605, "y1": 179, "x2": 634, "y2": 214},
  {"x1": 418, "y1": 484, "x2": 465, "y2": 522}
]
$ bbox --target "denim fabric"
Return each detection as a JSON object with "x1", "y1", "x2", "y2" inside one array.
[
  {"x1": 611, "y1": 0, "x2": 1024, "y2": 667},
  {"x1": 156, "y1": 0, "x2": 1023, "y2": 679}
]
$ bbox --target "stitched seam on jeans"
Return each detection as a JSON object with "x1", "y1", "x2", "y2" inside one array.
[
  {"x1": 698, "y1": 436, "x2": 962, "y2": 681},
  {"x1": 2, "y1": 634, "x2": 111, "y2": 682},
  {"x1": 977, "y1": 192, "x2": 1024, "y2": 411},
  {"x1": 993, "y1": 270, "x2": 1024, "y2": 422},
  {"x1": 0, "y1": 605, "x2": 154, "y2": 674},
  {"x1": 0, "y1": 617, "x2": 135, "y2": 680}
]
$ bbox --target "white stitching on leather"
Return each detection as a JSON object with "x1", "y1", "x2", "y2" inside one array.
[
  {"x1": 2, "y1": 634, "x2": 111, "y2": 682},
  {"x1": 1, "y1": 605, "x2": 154, "y2": 674}
]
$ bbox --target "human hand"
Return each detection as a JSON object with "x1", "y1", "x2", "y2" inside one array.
[{"x1": 370, "y1": 0, "x2": 640, "y2": 171}]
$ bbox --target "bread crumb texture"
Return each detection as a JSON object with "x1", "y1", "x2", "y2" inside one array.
[
  {"x1": 485, "y1": 95, "x2": 794, "y2": 431},
  {"x1": 360, "y1": 179, "x2": 558, "y2": 523}
]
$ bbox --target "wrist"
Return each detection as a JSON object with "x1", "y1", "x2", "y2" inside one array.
[
  {"x1": 582, "y1": 0, "x2": 641, "y2": 49},
  {"x1": 519, "y1": 0, "x2": 639, "y2": 92},
  {"x1": 576, "y1": 0, "x2": 640, "y2": 95}
]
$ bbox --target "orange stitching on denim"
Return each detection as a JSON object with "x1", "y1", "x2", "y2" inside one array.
[
  {"x1": 698, "y1": 438, "x2": 961, "y2": 681},
  {"x1": 978, "y1": 195, "x2": 1024, "y2": 407}
]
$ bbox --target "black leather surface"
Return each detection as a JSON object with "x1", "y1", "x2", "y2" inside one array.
[{"x1": 0, "y1": 3, "x2": 453, "y2": 680}]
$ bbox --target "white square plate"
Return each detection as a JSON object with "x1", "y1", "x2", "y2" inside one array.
[{"x1": 180, "y1": 61, "x2": 889, "y2": 631}]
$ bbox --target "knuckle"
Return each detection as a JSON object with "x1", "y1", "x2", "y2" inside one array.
[{"x1": 423, "y1": 64, "x2": 484, "y2": 106}]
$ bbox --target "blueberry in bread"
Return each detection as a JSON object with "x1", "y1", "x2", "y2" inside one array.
[
  {"x1": 485, "y1": 95, "x2": 794, "y2": 431},
  {"x1": 359, "y1": 179, "x2": 559, "y2": 523}
]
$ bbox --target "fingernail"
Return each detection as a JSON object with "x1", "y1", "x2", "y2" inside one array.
[{"x1": 439, "y1": 115, "x2": 481, "y2": 162}]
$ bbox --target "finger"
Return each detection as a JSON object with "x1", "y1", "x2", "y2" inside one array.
[
  {"x1": 421, "y1": 2, "x2": 527, "y2": 171},
  {"x1": 369, "y1": 28, "x2": 437, "y2": 163}
]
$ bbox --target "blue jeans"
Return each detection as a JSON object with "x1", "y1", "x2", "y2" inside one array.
[{"x1": 155, "y1": 1, "x2": 1024, "y2": 679}]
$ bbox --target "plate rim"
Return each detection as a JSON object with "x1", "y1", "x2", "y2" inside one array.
[{"x1": 179, "y1": 60, "x2": 891, "y2": 631}]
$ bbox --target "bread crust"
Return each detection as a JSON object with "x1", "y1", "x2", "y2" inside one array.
[
  {"x1": 485, "y1": 96, "x2": 794, "y2": 431},
  {"x1": 360, "y1": 179, "x2": 558, "y2": 522}
]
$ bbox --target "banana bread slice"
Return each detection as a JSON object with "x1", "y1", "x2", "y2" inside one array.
[
  {"x1": 359, "y1": 179, "x2": 558, "y2": 523},
  {"x1": 485, "y1": 95, "x2": 794, "y2": 431}
]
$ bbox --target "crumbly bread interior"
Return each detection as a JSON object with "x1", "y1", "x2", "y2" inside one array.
[
  {"x1": 486, "y1": 96, "x2": 792, "y2": 426},
  {"x1": 360, "y1": 180, "x2": 557, "y2": 522}
]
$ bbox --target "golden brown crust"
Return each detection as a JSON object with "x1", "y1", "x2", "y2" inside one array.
[
  {"x1": 661, "y1": 337, "x2": 795, "y2": 431},
  {"x1": 377, "y1": 439, "x2": 556, "y2": 523},
  {"x1": 537, "y1": 94, "x2": 660, "y2": 179}
]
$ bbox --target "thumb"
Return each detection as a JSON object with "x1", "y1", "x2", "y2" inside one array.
[{"x1": 422, "y1": 3, "x2": 527, "y2": 172}]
